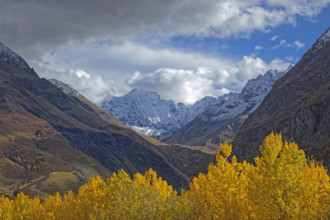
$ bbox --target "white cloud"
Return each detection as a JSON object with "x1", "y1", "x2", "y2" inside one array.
[
  {"x1": 33, "y1": 40, "x2": 292, "y2": 105},
  {"x1": 293, "y1": 40, "x2": 305, "y2": 49},
  {"x1": 103, "y1": 42, "x2": 234, "y2": 70},
  {"x1": 271, "y1": 35, "x2": 279, "y2": 41},
  {"x1": 127, "y1": 68, "x2": 230, "y2": 104},
  {"x1": 36, "y1": 65, "x2": 118, "y2": 104},
  {"x1": 268, "y1": 58, "x2": 292, "y2": 70},
  {"x1": 273, "y1": 40, "x2": 289, "y2": 49},
  {"x1": 32, "y1": 40, "x2": 292, "y2": 104},
  {"x1": 273, "y1": 39, "x2": 306, "y2": 50},
  {"x1": 266, "y1": 0, "x2": 330, "y2": 16},
  {"x1": 126, "y1": 56, "x2": 291, "y2": 104},
  {"x1": 236, "y1": 56, "x2": 268, "y2": 81},
  {"x1": 75, "y1": 70, "x2": 91, "y2": 79},
  {"x1": 255, "y1": 45, "x2": 263, "y2": 50},
  {"x1": 33, "y1": 41, "x2": 237, "y2": 97}
]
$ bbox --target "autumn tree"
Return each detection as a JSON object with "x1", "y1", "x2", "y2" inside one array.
[
  {"x1": 0, "y1": 133, "x2": 329, "y2": 219},
  {"x1": 185, "y1": 142, "x2": 252, "y2": 219},
  {"x1": 247, "y1": 133, "x2": 330, "y2": 219}
]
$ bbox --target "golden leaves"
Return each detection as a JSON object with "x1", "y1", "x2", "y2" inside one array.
[
  {"x1": 186, "y1": 133, "x2": 330, "y2": 219},
  {"x1": 0, "y1": 133, "x2": 329, "y2": 219}
]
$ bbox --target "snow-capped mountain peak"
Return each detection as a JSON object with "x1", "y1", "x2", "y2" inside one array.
[
  {"x1": 239, "y1": 69, "x2": 285, "y2": 100},
  {"x1": 101, "y1": 89, "x2": 219, "y2": 136},
  {"x1": 198, "y1": 68, "x2": 289, "y2": 122},
  {"x1": 163, "y1": 67, "x2": 291, "y2": 146},
  {"x1": 101, "y1": 68, "x2": 290, "y2": 137}
]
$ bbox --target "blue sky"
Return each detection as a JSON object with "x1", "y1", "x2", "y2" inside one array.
[
  {"x1": 167, "y1": 6, "x2": 330, "y2": 64},
  {"x1": 0, "y1": 0, "x2": 329, "y2": 104}
]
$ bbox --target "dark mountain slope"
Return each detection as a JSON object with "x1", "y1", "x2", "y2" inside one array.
[
  {"x1": 0, "y1": 42, "x2": 212, "y2": 197},
  {"x1": 233, "y1": 28, "x2": 330, "y2": 166}
]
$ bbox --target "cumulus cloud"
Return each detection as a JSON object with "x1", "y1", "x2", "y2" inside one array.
[
  {"x1": 267, "y1": 0, "x2": 330, "y2": 16},
  {"x1": 236, "y1": 56, "x2": 268, "y2": 81},
  {"x1": 127, "y1": 68, "x2": 230, "y2": 104},
  {"x1": 268, "y1": 58, "x2": 292, "y2": 70},
  {"x1": 30, "y1": 39, "x2": 292, "y2": 104},
  {"x1": 126, "y1": 56, "x2": 291, "y2": 104},
  {"x1": 273, "y1": 39, "x2": 305, "y2": 50},
  {"x1": 273, "y1": 40, "x2": 289, "y2": 49},
  {"x1": 293, "y1": 40, "x2": 305, "y2": 49},
  {"x1": 75, "y1": 70, "x2": 91, "y2": 79},
  {"x1": 33, "y1": 41, "x2": 237, "y2": 96},
  {"x1": 37, "y1": 66, "x2": 118, "y2": 104},
  {"x1": 271, "y1": 35, "x2": 279, "y2": 41},
  {"x1": 2, "y1": 0, "x2": 319, "y2": 104},
  {"x1": 31, "y1": 38, "x2": 292, "y2": 105}
]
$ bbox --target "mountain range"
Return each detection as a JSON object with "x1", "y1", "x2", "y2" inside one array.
[
  {"x1": 1, "y1": 25, "x2": 329, "y2": 198},
  {"x1": 0, "y1": 42, "x2": 213, "y2": 198},
  {"x1": 101, "y1": 89, "x2": 220, "y2": 137},
  {"x1": 164, "y1": 68, "x2": 290, "y2": 146},
  {"x1": 103, "y1": 67, "x2": 290, "y2": 147}
]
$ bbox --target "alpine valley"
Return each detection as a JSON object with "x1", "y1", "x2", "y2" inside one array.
[
  {"x1": 1, "y1": 1, "x2": 330, "y2": 218},
  {"x1": 0, "y1": 42, "x2": 214, "y2": 198},
  {"x1": 101, "y1": 27, "x2": 330, "y2": 169}
]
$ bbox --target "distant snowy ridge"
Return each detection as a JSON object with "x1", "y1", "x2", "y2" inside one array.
[
  {"x1": 198, "y1": 68, "x2": 291, "y2": 123},
  {"x1": 101, "y1": 89, "x2": 230, "y2": 136},
  {"x1": 101, "y1": 67, "x2": 291, "y2": 137},
  {"x1": 163, "y1": 67, "x2": 292, "y2": 146}
]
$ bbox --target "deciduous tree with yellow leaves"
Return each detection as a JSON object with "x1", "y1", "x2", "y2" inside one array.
[{"x1": 0, "y1": 133, "x2": 329, "y2": 219}]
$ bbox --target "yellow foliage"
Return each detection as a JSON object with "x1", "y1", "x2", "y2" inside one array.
[
  {"x1": 0, "y1": 133, "x2": 329, "y2": 219},
  {"x1": 186, "y1": 133, "x2": 330, "y2": 219}
]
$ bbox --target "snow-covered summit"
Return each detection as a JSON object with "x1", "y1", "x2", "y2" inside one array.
[
  {"x1": 101, "y1": 88, "x2": 220, "y2": 136},
  {"x1": 101, "y1": 67, "x2": 290, "y2": 137},
  {"x1": 199, "y1": 68, "x2": 289, "y2": 123},
  {"x1": 0, "y1": 42, "x2": 30, "y2": 69},
  {"x1": 48, "y1": 78, "x2": 80, "y2": 96}
]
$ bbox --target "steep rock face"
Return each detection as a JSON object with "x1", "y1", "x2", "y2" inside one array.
[
  {"x1": 101, "y1": 89, "x2": 218, "y2": 136},
  {"x1": 234, "y1": 28, "x2": 330, "y2": 167},
  {"x1": 164, "y1": 69, "x2": 289, "y2": 146},
  {"x1": 0, "y1": 43, "x2": 210, "y2": 196}
]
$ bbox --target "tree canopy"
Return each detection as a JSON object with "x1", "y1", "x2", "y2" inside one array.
[{"x1": 1, "y1": 133, "x2": 329, "y2": 219}]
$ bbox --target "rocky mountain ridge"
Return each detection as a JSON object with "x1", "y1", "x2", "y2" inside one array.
[
  {"x1": 101, "y1": 89, "x2": 223, "y2": 136},
  {"x1": 163, "y1": 68, "x2": 290, "y2": 146}
]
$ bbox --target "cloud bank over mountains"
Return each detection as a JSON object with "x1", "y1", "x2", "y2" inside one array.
[{"x1": 0, "y1": 0, "x2": 328, "y2": 104}]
